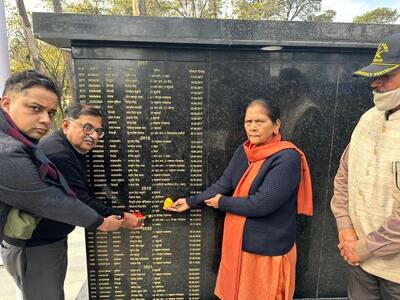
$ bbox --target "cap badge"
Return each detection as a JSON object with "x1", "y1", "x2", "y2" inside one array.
[{"x1": 373, "y1": 42, "x2": 389, "y2": 63}]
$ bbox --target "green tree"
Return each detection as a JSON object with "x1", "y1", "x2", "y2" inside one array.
[
  {"x1": 43, "y1": 0, "x2": 128, "y2": 15},
  {"x1": 353, "y1": 8, "x2": 399, "y2": 24},
  {"x1": 52, "y1": 0, "x2": 225, "y2": 18},
  {"x1": 233, "y1": 0, "x2": 322, "y2": 21},
  {"x1": 307, "y1": 9, "x2": 335, "y2": 22},
  {"x1": 6, "y1": 2, "x2": 66, "y2": 86},
  {"x1": 142, "y1": 0, "x2": 225, "y2": 18},
  {"x1": 6, "y1": 0, "x2": 70, "y2": 125},
  {"x1": 233, "y1": 0, "x2": 280, "y2": 20},
  {"x1": 278, "y1": 0, "x2": 322, "y2": 21},
  {"x1": 15, "y1": 0, "x2": 43, "y2": 73},
  {"x1": 132, "y1": 0, "x2": 147, "y2": 16},
  {"x1": 62, "y1": 0, "x2": 105, "y2": 14}
]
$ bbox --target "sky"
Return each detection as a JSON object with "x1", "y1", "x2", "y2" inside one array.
[
  {"x1": 321, "y1": 0, "x2": 400, "y2": 23},
  {"x1": 20, "y1": 0, "x2": 400, "y2": 23}
]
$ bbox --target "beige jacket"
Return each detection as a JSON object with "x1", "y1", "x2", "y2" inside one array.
[{"x1": 331, "y1": 110, "x2": 400, "y2": 262}]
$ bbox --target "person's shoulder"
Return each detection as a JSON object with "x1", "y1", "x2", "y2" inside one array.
[
  {"x1": 360, "y1": 106, "x2": 382, "y2": 121},
  {"x1": 0, "y1": 133, "x2": 37, "y2": 181},
  {"x1": 39, "y1": 130, "x2": 63, "y2": 148},
  {"x1": 39, "y1": 130, "x2": 72, "y2": 158},
  {"x1": 272, "y1": 148, "x2": 300, "y2": 164},
  {"x1": 231, "y1": 144, "x2": 247, "y2": 160},
  {"x1": 0, "y1": 131, "x2": 27, "y2": 156},
  {"x1": 234, "y1": 143, "x2": 245, "y2": 154}
]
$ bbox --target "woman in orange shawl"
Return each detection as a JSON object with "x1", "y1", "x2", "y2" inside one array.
[{"x1": 165, "y1": 98, "x2": 313, "y2": 300}]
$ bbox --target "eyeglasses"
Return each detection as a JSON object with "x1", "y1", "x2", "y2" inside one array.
[
  {"x1": 392, "y1": 161, "x2": 400, "y2": 191},
  {"x1": 69, "y1": 119, "x2": 104, "y2": 138}
]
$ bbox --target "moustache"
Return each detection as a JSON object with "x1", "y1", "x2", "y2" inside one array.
[{"x1": 83, "y1": 136, "x2": 95, "y2": 143}]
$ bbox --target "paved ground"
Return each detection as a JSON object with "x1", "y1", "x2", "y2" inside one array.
[
  {"x1": 0, "y1": 229, "x2": 349, "y2": 300},
  {"x1": 0, "y1": 227, "x2": 87, "y2": 300}
]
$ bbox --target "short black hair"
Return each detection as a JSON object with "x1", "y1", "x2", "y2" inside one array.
[
  {"x1": 2, "y1": 70, "x2": 61, "y2": 99},
  {"x1": 64, "y1": 103, "x2": 103, "y2": 120},
  {"x1": 246, "y1": 98, "x2": 280, "y2": 123}
]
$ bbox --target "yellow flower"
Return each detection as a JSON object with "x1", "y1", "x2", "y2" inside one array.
[{"x1": 163, "y1": 197, "x2": 174, "y2": 208}]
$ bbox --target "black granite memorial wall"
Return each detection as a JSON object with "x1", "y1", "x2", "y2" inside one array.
[{"x1": 33, "y1": 13, "x2": 400, "y2": 299}]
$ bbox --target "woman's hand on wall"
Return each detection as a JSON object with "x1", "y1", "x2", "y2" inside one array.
[{"x1": 164, "y1": 198, "x2": 190, "y2": 212}]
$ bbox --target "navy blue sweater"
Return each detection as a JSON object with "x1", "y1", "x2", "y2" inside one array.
[{"x1": 187, "y1": 145, "x2": 301, "y2": 256}]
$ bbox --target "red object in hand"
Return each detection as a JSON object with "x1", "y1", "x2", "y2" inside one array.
[{"x1": 134, "y1": 211, "x2": 144, "y2": 218}]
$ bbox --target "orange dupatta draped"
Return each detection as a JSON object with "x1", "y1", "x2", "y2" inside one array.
[{"x1": 214, "y1": 134, "x2": 313, "y2": 300}]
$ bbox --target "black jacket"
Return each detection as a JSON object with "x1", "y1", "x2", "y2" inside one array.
[
  {"x1": 27, "y1": 130, "x2": 123, "y2": 246},
  {"x1": 0, "y1": 125, "x2": 103, "y2": 244}
]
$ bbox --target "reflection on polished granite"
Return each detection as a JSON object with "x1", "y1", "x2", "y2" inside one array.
[{"x1": 32, "y1": 13, "x2": 397, "y2": 299}]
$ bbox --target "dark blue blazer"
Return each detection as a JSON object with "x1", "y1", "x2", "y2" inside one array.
[{"x1": 187, "y1": 145, "x2": 301, "y2": 256}]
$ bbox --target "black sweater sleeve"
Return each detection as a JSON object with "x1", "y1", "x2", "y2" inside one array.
[
  {"x1": 47, "y1": 150, "x2": 123, "y2": 218},
  {"x1": 186, "y1": 146, "x2": 247, "y2": 208}
]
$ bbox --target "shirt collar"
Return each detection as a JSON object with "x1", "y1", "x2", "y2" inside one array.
[
  {"x1": 58, "y1": 129, "x2": 88, "y2": 155},
  {"x1": 387, "y1": 109, "x2": 400, "y2": 121}
]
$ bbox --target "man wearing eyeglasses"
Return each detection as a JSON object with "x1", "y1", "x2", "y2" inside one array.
[
  {"x1": 331, "y1": 33, "x2": 400, "y2": 299},
  {"x1": 0, "y1": 71, "x2": 129, "y2": 299},
  {"x1": 4, "y1": 103, "x2": 144, "y2": 299}
]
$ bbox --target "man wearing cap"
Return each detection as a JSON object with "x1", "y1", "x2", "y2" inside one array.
[{"x1": 331, "y1": 32, "x2": 400, "y2": 298}]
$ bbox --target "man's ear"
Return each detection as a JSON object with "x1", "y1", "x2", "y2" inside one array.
[
  {"x1": 61, "y1": 119, "x2": 70, "y2": 133},
  {"x1": 0, "y1": 96, "x2": 11, "y2": 112}
]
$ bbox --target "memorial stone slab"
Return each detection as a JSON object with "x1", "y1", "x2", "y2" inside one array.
[{"x1": 33, "y1": 13, "x2": 400, "y2": 299}]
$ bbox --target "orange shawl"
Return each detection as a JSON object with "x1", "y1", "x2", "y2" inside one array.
[{"x1": 214, "y1": 134, "x2": 313, "y2": 300}]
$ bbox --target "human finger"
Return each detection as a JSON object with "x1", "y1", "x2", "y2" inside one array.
[{"x1": 164, "y1": 206, "x2": 178, "y2": 212}]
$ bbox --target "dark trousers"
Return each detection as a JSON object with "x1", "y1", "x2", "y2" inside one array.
[
  {"x1": 348, "y1": 266, "x2": 400, "y2": 300},
  {"x1": 1, "y1": 238, "x2": 68, "y2": 300}
]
